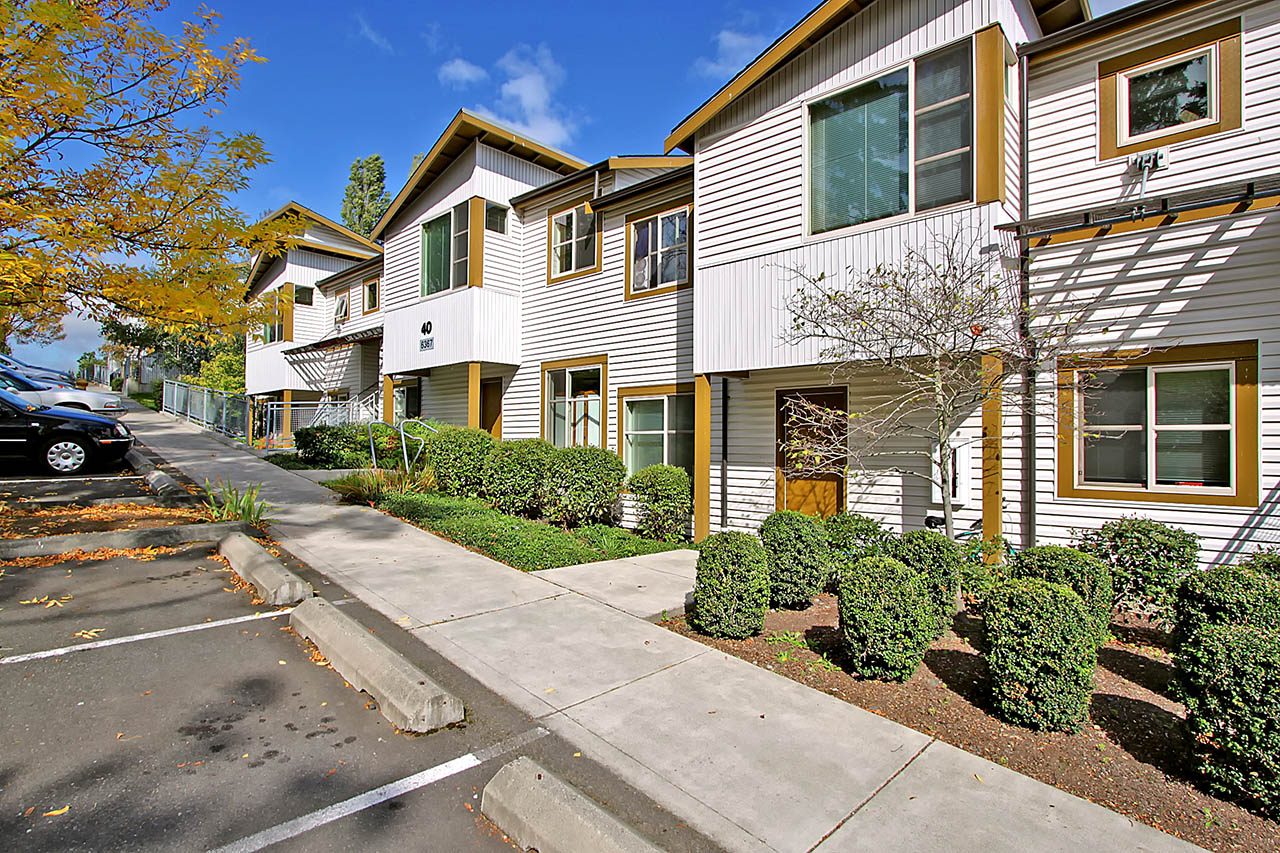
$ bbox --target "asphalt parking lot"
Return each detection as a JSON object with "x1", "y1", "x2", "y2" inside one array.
[
  {"x1": 0, "y1": 539, "x2": 717, "y2": 852},
  {"x1": 0, "y1": 446, "x2": 179, "y2": 504}
]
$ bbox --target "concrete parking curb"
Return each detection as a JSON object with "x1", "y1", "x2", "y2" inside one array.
[
  {"x1": 482, "y1": 757, "x2": 664, "y2": 853},
  {"x1": 218, "y1": 532, "x2": 312, "y2": 605},
  {"x1": 0, "y1": 520, "x2": 257, "y2": 559},
  {"x1": 290, "y1": 597, "x2": 464, "y2": 733},
  {"x1": 125, "y1": 448, "x2": 197, "y2": 500}
]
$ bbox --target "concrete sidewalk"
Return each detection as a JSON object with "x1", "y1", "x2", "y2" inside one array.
[{"x1": 126, "y1": 407, "x2": 1202, "y2": 853}]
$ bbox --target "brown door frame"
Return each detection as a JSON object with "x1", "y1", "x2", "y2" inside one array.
[{"x1": 775, "y1": 386, "x2": 848, "y2": 515}]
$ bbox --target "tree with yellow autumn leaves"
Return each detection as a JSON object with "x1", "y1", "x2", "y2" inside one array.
[{"x1": 0, "y1": 0, "x2": 297, "y2": 348}]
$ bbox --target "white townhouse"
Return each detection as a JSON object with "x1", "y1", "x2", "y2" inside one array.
[
  {"x1": 1005, "y1": 0, "x2": 1280, "y2": 563},
  {"x1": 243, "y1": 203, "x2": 383, "y2": 413}
]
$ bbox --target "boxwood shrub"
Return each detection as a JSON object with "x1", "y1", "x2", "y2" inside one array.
[
  {"x1": 1077, "y1": 517, "x2": 1200, "y2": 617},
  {"x1": 759, "y1": 510, "x2": 830, "y2": 609},
  {"x1": 1240, "y1": 547, "x2": 1280, "y2": 582},
  {"x1": 424, "y1": 427, "x2": 495, "y2": 497},
  {"x1": 482, "y1": 439, "x2": 555, "y2": 516},
  {"x1": 627, "y1": 464, "x2": 691, "y2": 542},
  {"x1": 690, "y1": 532, "x2": 770, "y2": 639},
  {"x1": 983, "y1": 578, "x2": 1098, "y2": 733},
  {"x1": 1008, "y1": 545, "x2": 1113, "y2": 639},
  {"x1": 837, "y1": 556, "x2": 936, "y2": 681},
  {"x1": 825, "y1": 512, "x2": 890, "y2": 561},
  {"x1": 1174, "y1": 565, "x2": 1280, "y2": 651},
  {"x1": 1178, "y1": 623, "x2": 1280, "y2": 819},
  {"x1": 293, "y1": 423, "x2": 404, "y2": 469},
  {"x1": 543, "y1": 445, "x2": 627, "y2": 527},
  {"x1": 887, "y1": 529, "x2": 962, "y2": 627}
]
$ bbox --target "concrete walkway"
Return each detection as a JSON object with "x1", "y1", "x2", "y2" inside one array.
[{"x1": 126, "y1": 407, "x2": 1202, "y2": 853}]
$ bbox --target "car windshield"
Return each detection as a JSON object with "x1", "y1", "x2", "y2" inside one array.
[
  {"x1": 0, "y1": 387, "x2": 42, "y2": 412},
  {"x1": 0, "y1": 370, "x2": 37, "y2": 391}
]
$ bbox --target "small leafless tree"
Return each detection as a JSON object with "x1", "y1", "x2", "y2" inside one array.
[{"x1": 781, "y1": 230, "x2": 1126, "y2": 543}]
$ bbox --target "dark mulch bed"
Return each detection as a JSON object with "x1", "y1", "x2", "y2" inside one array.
[
  {"x1": 664, "y1": 595, "x2": 1279, "y2": 853},
  {"x1": 0, "y1": 504, "x2": 206, "y2": 539}
]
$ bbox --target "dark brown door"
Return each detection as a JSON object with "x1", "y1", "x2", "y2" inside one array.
[
  {"x1": 480, "y1": 379, "x2": 503, "y2": 438},
  {"x1": 776, "y1": 387, "x2": 847, "y2": 518}
]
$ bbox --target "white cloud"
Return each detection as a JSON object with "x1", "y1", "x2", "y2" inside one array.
[
  {"x1": 421, "y1": 22, "x2": 443, "y2": 53},
  {"x1": 693, "y1": 28, "x2": 769, "y2": 79},
  {"x1": 438, "y1": 57, "x2": 489, "y2": 90},
  {"x1": 354, "y1": 13, "x2": 393, "y2": 53},
  {"x1": 476, "y1": 44, "x2": 577, "y2": 148}
]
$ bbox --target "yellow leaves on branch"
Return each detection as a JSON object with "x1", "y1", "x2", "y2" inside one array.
[{"x1": 0, "y1": 0, "x2": 300, "y2": 342}]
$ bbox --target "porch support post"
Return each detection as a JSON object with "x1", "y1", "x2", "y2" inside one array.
[
  {"x1": 382, "y1": 376, "x2": 394, "y2": 424},
  {"x1": 981, "y1": 355, "x2": 1004, "y2": 553},
  {"x1": 467, "y1": 362, "x2": 482, "y2": 429},
  {"x1": 694, "y1": 373, "x2": 712, "y2": 542}
]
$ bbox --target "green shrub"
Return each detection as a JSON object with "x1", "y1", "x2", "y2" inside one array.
[
  {"x1": 627, "y1": 465, "x2": 691, "y2": 542},
  {"x1": 1077, "y1": 517, "x2": 1200, "y2": 617},
  {"x1": 690, "y1": 532, "x2": 770, "y2": 639},
  {"x1": 1240, "y1": 547, "x2": 1280, "y2": 582},
  {"x1": 1178, "y1": 623, "x2": 1280, "y2": 818},
  {"x1": 825, "y1": 512, "x2": 890, "y2": 560},
  {"x1": 960, "y1": 536, "x2": 1008, "y2": 610},
  {"x1": 294, "y1": 424, "x2": 359, "y2": 468},
  {"x1": 887, "y1": 529, "x2": 962, "y2": 627},
  {"x1": 543, "y1": 445, "x2": 627, "y2": 526},
  {"x1": 836, "y1": 556, "x2": 936, "y2": 681},
  {"x1": 983, "y1": 578, "x2": 1098, "y2": 733},
  {"x1": 759, "y1": 511, "x2": 830, "y2": 609},
  {"x1": 200, "y1": 479, "x2": 273, "y2": 527},
  {"x1": 1173, "y1": 565, "x2": 1280, "y2": 660},
  {"x1": 482, "y1": 439, "x2": 555, "y2": 515},
  {"x1": 266, "y1": 452, "x2": 309, "y2": 470},
  {"x1": 1008, "y1": 546, "x2": 1113, "y2": 639},
  {"x1": 424, "y1": 427, "x2": 495, "y2": 497}
]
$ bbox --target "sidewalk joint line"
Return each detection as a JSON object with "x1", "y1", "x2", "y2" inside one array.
[{"x1": 549, "y1": 649, "x2": 711, "y2": 717}]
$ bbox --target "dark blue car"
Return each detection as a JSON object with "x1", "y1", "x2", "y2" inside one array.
[{"x1": 0, "y1": 387, "x2": 135, "y2": 474}]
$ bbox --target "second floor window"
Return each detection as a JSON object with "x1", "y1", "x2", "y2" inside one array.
[
  {"x1": 421, "y1": 202, "x2": 470, "y2": 296},
  {"x1": 1119, "y1": 47, "x2": 1215, "y2": 144},
  {"x1": 550, "y1": 202, "x2": 598, "y2": 280},
  {"x1": 333, "y1": 290, "x2": 349, "y2": 323},
  {"x1": 631, "y1": 207, "x2": 689, "y2": 294},
  {"x1": 364, "y1": 278, "x2": 380, "y2": 312},
  {"x1": 262, "y1": 291, "x2": 285, "y2": 343}
]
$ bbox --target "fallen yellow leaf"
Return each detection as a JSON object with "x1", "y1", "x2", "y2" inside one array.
[{"x1": 43, "y1": 805, "x2": 69, "y2": 817}]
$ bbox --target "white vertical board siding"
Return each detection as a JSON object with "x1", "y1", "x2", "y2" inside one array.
[
  {"x1": 1027, "y1": 208, "x2": 1280, "y2": 566},
  {"x1": 381, "y1": 287, "x2": 521, "y2": 375},
  {"x1": 1026, "y1": 0, "x2": 1280, "y2": 219}
]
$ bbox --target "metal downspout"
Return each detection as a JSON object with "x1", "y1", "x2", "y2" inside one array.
[
  {"x1": 1018, "y1": 52, "x2": 1037, "y2": 547},
  {"x1": 720, "y1": 378, "x2": 730, "y2": 529}
]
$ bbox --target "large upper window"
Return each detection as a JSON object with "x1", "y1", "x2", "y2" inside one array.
[
  {"x1": 629, "y1": 206, "x2": 690, "y2": 297},
  {"x1": 545, "y1": 364, "x2": 603, "y2": 447},
  {"x1": 809, "y1": 40, "x2": 973, "y2": 235},
  {"x1": 549, "y1": 202, "x2": 599, "y2": 281},
  {"x1": 363, "y1": 277, "x2": 380, "y2": 313},
  {"x1": 623, "y1": 394, "x2": 694, "y2": 475},
  {"x1": 1118, "y1": 48, "x2": 1214, "y2": 144},
  {"x1": 421, "y1": 202, "x2": 470, "y2": 296},
  {"x1": 262, "y1": 291, "x2": 285, "y2": 342}
]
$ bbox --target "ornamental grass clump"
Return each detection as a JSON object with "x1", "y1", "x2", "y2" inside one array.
[
  {"x1": 836, "y1": 556, "x2": 936, "y2": 681},
  {"x1": 1007, "y1": 545, "x2": 1113, "y2": 640},
  {"x1": 1077, "y1": 517, "x2": 1199, "y2": 619},
  {"x1": 482, "y1": 439, "x2": 555, "y2": 516},
  {"x1": 424, "y1": 427, "x2": 495, "y2": 497},
  {"x1": 690, "y1": 532, "x2": 770, "y2": 639},
  {"x1": 627, "y1": 464, "x2": 691, "y2": 542},
  {"x1": 759, "y1": 510, "x2": 830, "y2": 609},
  {"x1": 982, "y1": 578, "x2": 1098, "y2": 733},
  {"x1": 887, "y1": 529, "x2": 962, "y2": 627},
  {"x1": 543, "y1": 445, "x2": 627, "y2": 527}
]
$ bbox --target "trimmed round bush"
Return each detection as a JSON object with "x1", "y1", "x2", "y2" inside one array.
[
  {"x1": 1008, "y1": 546, "x2": 1113, "y2": 639},
  {"x1": 627, "y1": 464, "x2": 691, "y2": 542},
  {"x1": 983, "y1": 578, "x2": 1098, "y2": 733},
  {"x1": 424, "y1": 427, "x2": 495, "y2": 497},
  {"x1": 825, "y1": 512, "x2": 890, "y2": 561},
  {"x1": 1077, "y1": 517, "x2": 1200, "y2": 617},
  {"x1": 887, "y1": 529, "x2": 962, "y2": 626},
  {"x1": 1174, "y1": 565, "x2": 1280, "y2": 649},
  {"x1": 543, "y1": 445, "x2": 627, "y2": 527},
  {"x1": 1178, "y1": 623, "x2": 1280, "y2": 818},
  {"x1": 294, "y1": 424, "x2": 361, "y2": 468},
  {"x1": 690, "y1": 532, "x2": 770, "y2": 639},
  {"x1": 482, "y1": 439, "x2": 555, "y2": 516},
  {"x1": 758, "y1": 511, "x2": 830, "y2": 609},
  {"x1": 1240, "y1": 548, "x2": 1280, "y2": 582},
  {"x1": 837, "y1": 556, "x2": 936, "y2": 681}
]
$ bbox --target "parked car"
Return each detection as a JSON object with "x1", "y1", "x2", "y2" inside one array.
[
  {"x1": 0, "y1": 353, "x2": 73, "y2": 384},
  {"x1": 0, "y1": 367, "x2": 126, "y2": 416},
  {"x1": 0, "y1": 388, "x2": 134, "y2": 474}
]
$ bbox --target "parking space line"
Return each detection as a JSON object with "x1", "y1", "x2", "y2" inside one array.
[
  {"x1": 0, "y1": 609, "x2": 294, "y2": 665},
  {"x1": 207, "y1": 727, "x2": 550, "y2": 853}
]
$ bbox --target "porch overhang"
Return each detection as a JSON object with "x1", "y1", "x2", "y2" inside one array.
[{"x1": 282, "y1": 325, "x2": 383, "y2": 356}]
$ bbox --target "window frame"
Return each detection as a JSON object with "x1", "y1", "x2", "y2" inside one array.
[
  {"x1": 546, "y1": 197, "x2": 602, "y2": 284},
  {"x1": 540, "y1": 355, "x2": 608, "y2": 448},
  {"x1": 333, "y1": 287, "x2": 350, "y2": 324},
  {"x1": 624, "y1": 199, "x2": 693, "y2": 301},
  {"x1": 484, "y1": 201, "x2": 508, "y2": 234},
  {"x1": 293, "y1": 286, "x2": 314, "y2": 307},
  {"x1": 419, "y1": 206, "x2": 469, "y2": 299},
  {"x1": 1057, "y1": 341, "x2": 1258, "y2": 508},
  {"x1": 618, "y1": 384, "x2": 696, "y2": 475},
  {"x1": 363, "y1": 277, "x2": 380, "y2": 314},
  {"x1": 262, "y1": 290, "x2": 285, "y2": 343},
  {"x1": 1115, "y1": 45, "x2": 1219, "y2": 147}
]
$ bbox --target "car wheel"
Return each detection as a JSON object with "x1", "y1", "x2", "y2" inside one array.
[{"x1": 42, "y1": 437, "x2": 90, "y2": 474}]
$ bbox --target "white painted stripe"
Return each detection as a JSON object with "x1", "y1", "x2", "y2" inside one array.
[
  {"x1": 0, "y1": 475, "x2": 144, "y2": 484},
  {"x1": 0, "y1": 609, "x2": 294, "y2": 665},
  {"x1": 207, "y1": 727, "x2": 550, "y2": 853}
]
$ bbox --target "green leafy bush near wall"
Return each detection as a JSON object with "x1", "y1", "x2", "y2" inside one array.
[
  {"x1": 1174, "y1": 564, "x2": 1280, "y2": 655},
  {"x1": 824, "y1": 513, "x2": 890, "y2": 562},
  {"x1": 837, "y1": 556, "x2": 937, "y2": 682},
  {"x1": 759, "y1": 510, "x2": 830, "y2": 609},
  {"x1": 424, "y1": 427, "x2": 495, "y2": 497},
  {"x1": 1077, "y1": 517, "x2": 1200, "y2": 618},
  {"x1": 627, "y1": 464, "x2": 692, "y2": 542},
  {"x1": 543, "y1": 445, "x2": 627, "y2": 527},
  {"x1": 690, "y1": 532, "x2": 770, "y2": 639},
  {"x1": 887, "y1": 529, "x2": 962, "y2": 629},
  {"x1": 1007, "y1": 546, "x2": 1114, "y2": 640},
  {"x1": 983, "y1": 578, "x2": 1098, "y2": 733},
  {"x1": 292, "y1": 423, "x2": 407, "y2": 469},
  {"x1": 482, "y1": 438, "x2": 556, "y2": 516},
  {"x1": 1239, "y1": 547, "x2": 1280, "y2": 582}
]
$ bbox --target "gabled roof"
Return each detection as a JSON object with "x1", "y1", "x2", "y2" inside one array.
[
  {"x1": 315, "y1": 254, "x2": 383, "y2": 291},
  {"x1": 244, "y1": 202, "x2": 382, "y2": 300},
  {"x1": 259, "y1": 201, "x2": 383, "y2": 253},
  {"x1": 1020, "y1": 0, "x2": 1194, "y2": 59},
  {"x1": 664, "y1": 0, "x2": 1091, "y2": 153},
  {"x1": 371, "y1": 109, "x2": 589, "y2": 240},
  {"x1": 509, "y1": 155, "x2": 692, "y2": 209},
  {"x1": 589, "y1": 165, "x2": 694, "y2": 212}
]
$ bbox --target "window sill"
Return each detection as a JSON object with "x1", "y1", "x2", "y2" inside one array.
[
  {"x1": 802, "y1": 199, "x2": 980, "y2": 246},
  {"x1": 625, "y1": 281, "x2": 692, "y2": 302},
  {"x1": 1055, "y1": 483, "x2": 1255, "y2": 509},
  {"x1": 548, "y1": 264, "x2": 603, "y2": 286}
]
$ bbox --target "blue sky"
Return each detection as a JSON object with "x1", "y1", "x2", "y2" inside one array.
[{"x1": 16, "y1": 0, "x2": 1140, "y2": 371}]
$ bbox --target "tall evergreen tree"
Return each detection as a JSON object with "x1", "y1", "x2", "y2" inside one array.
[{"x1": 340, "y1": 154, "x2": 391, "y2": 236}]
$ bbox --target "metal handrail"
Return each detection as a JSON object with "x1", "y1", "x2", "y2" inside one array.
[{"x1": 399, "y1": 419, "x2": 438, "y2": 471}]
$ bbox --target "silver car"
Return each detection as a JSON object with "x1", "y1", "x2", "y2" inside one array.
[
  {"x1": 0, "y1": 367, "x2": 127, "y2": 416},
  {"x1": 0, "y1": 353, "x2": 73, "y2": 384}
]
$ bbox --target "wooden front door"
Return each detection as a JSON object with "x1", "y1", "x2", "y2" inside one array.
[
  {"x1": 480, "y1": 379, "x2": 503, "y2": 438},
  {"x1": 776, "y1": 387, "x2": 847, "y2": 518}
]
